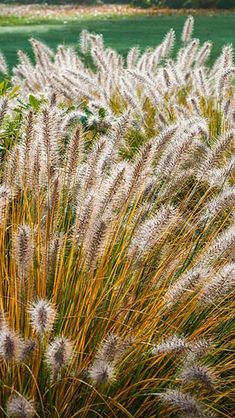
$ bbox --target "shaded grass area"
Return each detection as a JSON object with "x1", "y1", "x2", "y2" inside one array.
[{"x1": 0, "y1": 13, "x2": 234, "y2": 69}]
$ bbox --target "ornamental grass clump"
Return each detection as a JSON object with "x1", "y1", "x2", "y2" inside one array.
[{"x1": 0, "y1": 15, "x2": 234, "y2": 417}]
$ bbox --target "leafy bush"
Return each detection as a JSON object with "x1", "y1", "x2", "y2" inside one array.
[
  {"x1": 164, "y1": 0, "x2": 190, "y2": 7},
  {"x1": 216, "y1": 0, "x2": 235, "y2": 8},
  {"x1": 133, "y1": 0, "x2": 235, "y2": 8},
  {"x1": 192, "y1": 0, "x2": 235, "y2": 7},
  {"x1": 0, "y1": 0, "x2": 99, "y2": 4},
  {"x1": 191, "y1": 0, "x2": 223, "y2": 8},
  {"x1": 0, "y1": 16, "x2": 234, "y2": 418}
]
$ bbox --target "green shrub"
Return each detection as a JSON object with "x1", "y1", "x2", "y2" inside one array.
[
  {"x1": 132, "y1": 0, "x2": 235, "y2": 7},
  {"x1": 191, "y1": 0, "x2": 220, "y2": 8},
  {"x1": 164, "y1": 0, "x2": 190, "y2": 7},
  {"x1": 0, "y1": 0, "x2": 99, "y2": 4},
  {"x1": 216, "y1": 0, "x2": 235, "y2": 8}
]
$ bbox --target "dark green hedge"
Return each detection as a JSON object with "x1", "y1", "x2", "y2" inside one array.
[
  {"x1": 0, "y1": 0, "x2": 130, "y2": 4},
  {"x1": 132, "y1": 0, "x2": 235, "y2": 7},
  {"x1": 191, "y1": 0, "x2": 235, "y2": 8},
  {"x1": 0, "y1": 0, "x2": 234, "y2": 7},
  {"x1": 0, "y1": 0, "x2": 98, "y2": 3}
]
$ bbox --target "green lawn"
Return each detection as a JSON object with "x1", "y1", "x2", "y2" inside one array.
[{"x1": 0, "y1": 13, "x2": 234, "y2": 70}]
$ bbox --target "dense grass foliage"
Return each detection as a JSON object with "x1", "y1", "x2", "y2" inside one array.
[
  {"x1": 0, "y1": 13, "x2": 235, "y2": 68},
  {"x1": 0, "y1": 16, "x2": 234, "y2": 418}
]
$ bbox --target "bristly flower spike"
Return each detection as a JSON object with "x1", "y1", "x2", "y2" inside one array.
[
  {"x1": 29, "y1": 299, "x2": 56, "y2": 336},
  {"x1": 0, "y1": 326, "x2": 23, "y2": 361},
  {"x1": 45, "y1": 336, "x2": 73, "y2": 380},
  {"x1": 13, "y1": 224, "x2": 34, "y2": 279},
  {"x1": 159, "y1": 388, "x2": 209, "y2": 417},
  {"x1": 88, "y1": 360, "x2": 116, "y2": 386},
  {"x1": 7, "y1": 394, "x2": 36, "y2": 418},
  {"x1": 181, "y1": 15, "x2": 194, "y2": 44}
]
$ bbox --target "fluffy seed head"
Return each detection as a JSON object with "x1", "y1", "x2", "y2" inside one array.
[
  {"x1": 29, "y1": 299, "x2": 56, "y2": 335},
  {"x1": 95, "y1": 333, "x2": 131, "y2": 364},
  {"x1": 186, "y1": 338, "x2": 212, "y2": 363},
  {"x1": 164, "y1": 267, "x2": 208, "y2": 307},
  {"x1": 45, "y1": 336, "x2": 73, "y2": 379},
  {"x1": 0, "y1": 97, "x2": 8, "y2": 129},
  {"x1": 181, "y1": 16, "x2": 194, "y2": 44},
  {"x1": 180, "y1": 364, "x2": 216, "y2": 392},
  {"x1": 13, "y1": 224, "x2": 33, "y2": 278},
  {"x1": 0, "y1": 184, "x2": 14, "y2": 225},
  {"x1": 152, "y1": 334, "x2": 190, "y2": 356},
  {"x1": 0, "y1": 327, "x2": 23, "y2": 361},
  {"x1": 0, "y1": 51, "x2": 8, "y2": 75},
  {"x1": 160, "y1": 388, "x2": 206, "y2": 417},
  {"x1": 88, "y1": 360, "x2": 116, "y2": 386},
  {"x1": 7, "y1": 395, "x2": 36, "y2": 418},
  {"x1": 19, "y1": 339, "x2": 37, "y2": 362},
  {"x1": 200, "y1": 263, "x2": 235, "y2": 304}
]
